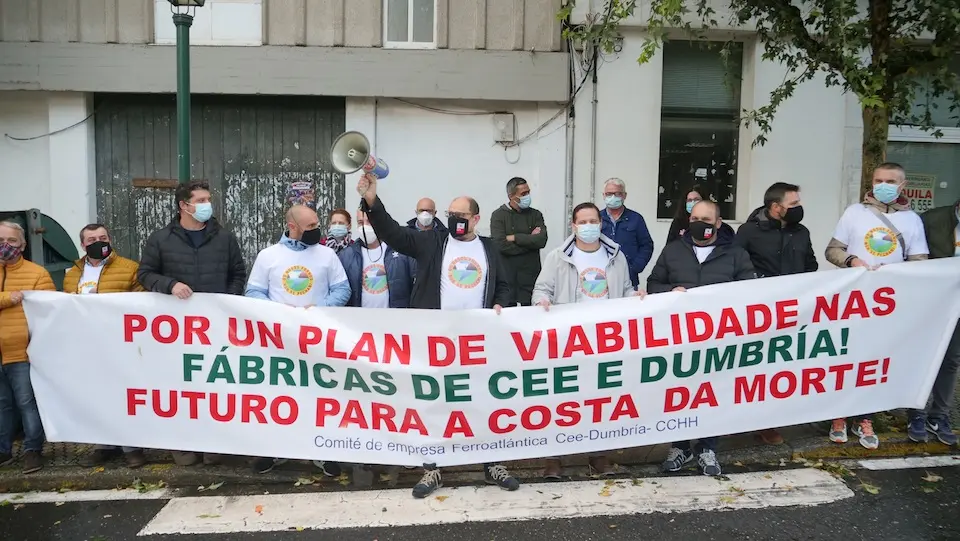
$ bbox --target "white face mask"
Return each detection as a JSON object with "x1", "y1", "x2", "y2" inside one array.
[
  {"x1": 417, "y1": 211, "x2": 434, "y2": 227},
  {"x1": 360, "y1": 224, "x2": 378, "y2": 245}
]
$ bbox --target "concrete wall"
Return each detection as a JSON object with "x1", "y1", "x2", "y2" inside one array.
[
  {"x1": 572, "y1": 31, "x2": 855, "y2": 285},
  {"x1": 0, "y1": 0, "x2": 562, "y2": 51},
  {"x1": 343, "y1": 98, "x2": 569, "y2": 250},
  {"x1": 0, "y1": 91, "x2": 96, "y2": 248}
]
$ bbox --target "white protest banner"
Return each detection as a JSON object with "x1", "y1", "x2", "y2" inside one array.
[{"x1": 23, "y1": 258, "x2": 960, "y2": 467}]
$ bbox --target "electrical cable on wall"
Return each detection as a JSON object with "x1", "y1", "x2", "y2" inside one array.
[{"x1": 4, "y1": 110, "x2": 97, "y2": 141}]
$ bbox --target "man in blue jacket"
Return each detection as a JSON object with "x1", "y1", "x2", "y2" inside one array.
[
  {"x1": 600, "y1": 178, "x2": 655, "y2": 288},
  {"x1": 340, "y1": 209, "x2": 417, "y2": 308}
]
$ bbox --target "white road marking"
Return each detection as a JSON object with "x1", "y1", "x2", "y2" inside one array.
[
  {"x1": 855, "y1": 455, "x2": 960, "y2": 471},
  {"x1": 138, "y1": 469, "x2": 853, "y2": 536},
  {"x1": 1, "y1": 488, "x2": 173, "y2": 504}
]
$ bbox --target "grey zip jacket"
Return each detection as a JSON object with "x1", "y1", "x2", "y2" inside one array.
[{"x1": 532, "y1": 234, "x2": 636, "y2": 305}]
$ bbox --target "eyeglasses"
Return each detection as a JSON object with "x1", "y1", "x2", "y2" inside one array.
[
  {"x1": 417, "y1": 209, "x2": 436, "y2": 214},
  {"x1": 445, "y1": 211, "x2": 472, "y2": 219}
]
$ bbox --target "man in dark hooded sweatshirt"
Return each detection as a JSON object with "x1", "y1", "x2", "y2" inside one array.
[{"x1": 647, "y1": 200, "x2": 756, "y2": 478}]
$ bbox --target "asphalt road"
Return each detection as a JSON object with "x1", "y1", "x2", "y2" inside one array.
[{"x1": 2, "y1": 465, "x2": 959, "y2": 541}]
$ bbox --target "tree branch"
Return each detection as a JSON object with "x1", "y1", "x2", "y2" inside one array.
[{"x1": 747, "y1": 0, "x2": 846, "y2": 74}]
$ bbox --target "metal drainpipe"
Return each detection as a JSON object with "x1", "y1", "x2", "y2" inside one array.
[
  {"x1": 588, "y1": 42, "x2": 599, "y2": 205},
  {"x1": 564, "y1": 50, "x2": 577, "y2": 236}
]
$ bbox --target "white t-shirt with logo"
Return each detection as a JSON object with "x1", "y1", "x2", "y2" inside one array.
[
  {"x1": 832, "y1": 204, "x2": 928, "y2": 266},
  {"x1": 440, "y1": 236, "x2": 488, "y2": 310},
  {"x1": 361, "y1": 244, "x2": 390, "y2": 309},
  {"x1": 571, "y1": 247, "x2": 610, "y2": 302},
  {"x1": 693, "y1": 245, "x2": 715, "y2": 264},
  {"x1": 77, "y1": 261, "x2": 105, "y2": 294},
  {"x1": 247, "y1": 243, "x2": 348, "y2": 307}
]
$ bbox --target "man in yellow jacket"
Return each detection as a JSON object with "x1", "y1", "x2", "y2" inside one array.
[
  {"x1": 64, "y1": 224, "x2": 148, "y2": 468},
  {"x1": 0, "y1": 221, "x2": 55, "y2": 474}
]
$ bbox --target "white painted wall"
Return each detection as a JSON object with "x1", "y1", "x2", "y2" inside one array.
[
  {"x1": 344, "y1": 98, "x2": 569, "y2": 253},
  {"x1": 573, "y1": 31, "x2": 855, "y2": 286},
  {"x1": 0, "y1": 91, "x2": 96, "y2": 249}
]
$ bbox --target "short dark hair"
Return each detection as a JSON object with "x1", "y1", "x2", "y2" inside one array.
[
  {"x1": 691, "y1": 200, "x2": 720, "y2": 220},
  {"x1": 763, "y1": 182, "x2": 800, "y2": 209},
  {"x1": 176, "y1": 180, "x2": 210, "y2": 204},
  {"x1": 875, "y1": 162, "x2": 905, "y2": 175},
  {"x1": 78, "y1": 223, "x2": 110, "y2": 243},
  {"x1": 506, "y1": 177, "x2": 528, "y2": 196},
  {"x1": 674, "y1": 184, "x2": 703, "y2": 220},
  {"x1": 572, "y1": 202, "x2": 601, "y2": 223},
  {"x1": 467, "y1": 197, "x2": 480, "y2": 215}
]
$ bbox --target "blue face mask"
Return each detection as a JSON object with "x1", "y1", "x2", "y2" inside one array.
[
  {"x1": 604, "y1": 195, "x2": 623, "y2": 209},
  {"x1": 873, "y1": 183, "x2": 900, "y2": 204},
  {"x1": 328, "y1": 224, "x2": 348, "y2": 238},
  {"x1": 518, "y1": 195, "x2": 532, "y2": 210},
  {"x1": 685, "y1": 201, "x2": 696, "y2": 214},
  {"x1": 191, "y1": 202, "x2": 213, "y2": 223},
  {"x1": 575, "y1": 223, "x2": 601, "y2": 243}
]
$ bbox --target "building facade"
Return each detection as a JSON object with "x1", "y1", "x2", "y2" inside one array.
[{"x1": 1, "y1": 0, "x2": 956, "y2": 283}]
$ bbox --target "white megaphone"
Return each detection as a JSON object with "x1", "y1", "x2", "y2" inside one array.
[{"x1": 330, "y1": 131, "x2": 390, "y2": 179}]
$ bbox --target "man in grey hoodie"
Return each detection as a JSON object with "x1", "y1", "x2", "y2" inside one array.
[{"x1": 531, "y1": 202, "x2": 644, "y2": 479}]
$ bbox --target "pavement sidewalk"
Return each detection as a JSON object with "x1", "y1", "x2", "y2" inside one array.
[{"x1": 2, "y1": 415, "x2": 956, "y2": 493}]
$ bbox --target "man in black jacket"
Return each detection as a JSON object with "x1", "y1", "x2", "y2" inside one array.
[
  {"x1": 358, "y1": 172, "x2": 518, "y2": 499},
  {"x1": 734, "y1": 182, "x2": 818, "y2": 278},
  {"x1": 648, "y1": 200, "x2": 755, "y2": 477},
  {"x1": 733, "y1": 182, "x2": 816, "y2": 445},
  {"x1": 137, "y1": 179, "x2": 247, "y2": 467},
  {"x1": 490, "y1": 177, "x2": 548, "y2": 306}
]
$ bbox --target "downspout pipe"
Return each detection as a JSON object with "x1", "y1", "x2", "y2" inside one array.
[{"x1": 564, "y1": 49, "x2": 577, "y2": 236}]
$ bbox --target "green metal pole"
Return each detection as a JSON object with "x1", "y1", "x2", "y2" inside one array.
[{"x1": 173, "y1": 13, "x2": 194, "y2": 185}]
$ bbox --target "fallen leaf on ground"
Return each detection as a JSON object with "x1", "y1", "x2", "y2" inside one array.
[
  {"x1": 198, "y1": 481, "x2": 224, "y2": 492},
  {"x1": 198, "y1": 514, "x2": 221, "y2": 518},
  {"x1": 728, "y1": 486, "x2": 745, "y2": 497},
  {"x1": 294, "y1": 478, "x2": 315, "y2": 487},
  {"x1": 54, "y1": 521, "x2": 60, "y2": 525},
  {"x1": 733, "y1": 461, "x2": 744, "y2": 467},
  {"x1": 379, "y1": 474, "x2": 392, "y2": 483},
  {"x1": 93, "y1": 466, "x2": 105, "y2": 473},
  {"x1": 103, "y1": 514, "x2": 112, "y2": 518},
  {"x1": 552, "y1": 495, "x2": 562, "y2": 500},
  {"x1": 598, "y1": 486, "x2": 612, "y2": 497},
  {"x1": 921, "y1": 472, "x2": 943, "y2": 483},
  {"x1": 13, "y1": 504, "x2": 24, "y2": 510},
  {"x1": 435, "y1": 496, "x2": 449, "y2": 502},
  {"x1": 921, "y1": 487, "x2": 937, "y2": 493},
  {"x1": 763, "y1": 474, "x2": 773, "y2": 479},
  {"x1": 860, "y1": 482, "x2": 880, "y2": 495},
  {"x1": 609, "y1": 524, "x2": 618, "y2": 529},
  {"x1": 296, "y1": 526, "x2": 305, "y2": 532},
  {"x1": 718, "y1": 496, "x2": 737, "y2": 505},
  {"x1": 55, "y1": 502, "x2": 65, "y2": 507},
  {"x1": 604, "y1": 480, "x2": 616, "y2": 487},
  {"x1": 11, "y1": 495, "x2": 23, "y2": 500},
  {"x1": 631, "y1": 479, "x2": 643, "y2": 486},
  {"x1": 336, "y1": 473, "x2": 351, "y2": 487},
  {"x1": 255, "y1": 504, "x2": 264, "y2": 515}
]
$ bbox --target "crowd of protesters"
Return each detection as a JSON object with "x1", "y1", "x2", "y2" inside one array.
[{"x1": 0, "y1": 162, "x2": 957, "y2": 500}]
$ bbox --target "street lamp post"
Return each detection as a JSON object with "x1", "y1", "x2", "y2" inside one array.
[{"x1": 168, "y1": 0, "x2": 205, "y2": 185}]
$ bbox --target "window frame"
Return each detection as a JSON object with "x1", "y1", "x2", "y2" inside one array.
[{"x1": 382, "y1": 0, "x2": 438, "y2": 50}]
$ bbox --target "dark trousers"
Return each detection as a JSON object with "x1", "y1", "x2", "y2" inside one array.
[
  {"x1": 675, "y1": 437, "x2": 718, "y2": 454},
  {"x1": 912, "y1": 320, "x2": 960, "y2": 420}
]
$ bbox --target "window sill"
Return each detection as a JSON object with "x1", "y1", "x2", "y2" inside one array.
[{"x1": 382, "y1": 41, "x2": 438, "y2": 50}]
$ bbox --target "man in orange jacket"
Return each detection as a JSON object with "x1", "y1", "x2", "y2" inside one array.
[
  {"x1": 0, "y1": 221, "x2": 55, "y2": 474},
  {"x1": 64, "y1": 224, "x2": 149, "y2": 468}
]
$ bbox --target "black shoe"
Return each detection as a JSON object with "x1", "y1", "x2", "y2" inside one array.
[
  {"x1": 312, "y1": 460, "x2": 341, "y2": 477},
  {"x1": 661, "y1": 447, "x2": 694, "y2": 473},
  {"x1": 412, "y1": 467, "x2": 442, "y2": 499},
  {"x1": 253, "y1": 457, "x2": 287, "y2": 474},
  {"x1": 0, "y1": 453, "x2": 13, "y2": 467},
  {"x1": 22, "y1": 451, "x2": 43, "y2": 474},
  {"x1": 484, "y1": 464, "x2": 520, "y2": 491},
  {"x1": 80, "y1": 448, "x2": 119, "y2": 468}
]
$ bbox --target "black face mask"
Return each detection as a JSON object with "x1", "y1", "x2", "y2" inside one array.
[
  {"x1": 688, "y1": 221, "x2": 716, "y2": 243},
  {"x1": 86, "y1": 241, "x2": 112, "y2": 260},
  {"x1": 448, "y1": 216, "x2": 470, "y2": 238},
  {"x1": 783, "y1": 205, "x2": 804, "y2": 225},
  {"x1": 300, "y1": 227, "x2": 324, "y2": 246}
]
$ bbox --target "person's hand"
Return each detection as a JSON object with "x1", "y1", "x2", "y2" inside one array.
[
  {"x1": 849, "y1": 257, "x2": 871, "y2": 269},
  {"x1": 634, "y1": 289, "x2": 647, "y2": 299},
  {"x1": 357, "y1": 173, "x2": 378, "y2": 205},
  {"x1": 537, "y1": 299, "x2": 551, "y2": 311},
  {"x1": 672, "y1": 286, "x2": 686, "y2": 292},
  {"x1": 678, "y1": 229, "x2": 686, "y2": 236},
  {"x1": 532, "y1": 227, "x2": 542, "y2": 235},
  {"x1": 493, "y1": 304, "x2": 502, "y2": 315},
  {"x1": 9, "y1": 291, "x2": 23, "y2": 304},
  {"x1": 303, "y1": 304, "x2": 316, "y2": 309},
  {"x1": 172, "y1": 282, "x2": 193, "y2": 299},
  {"x1": 506, "y1": 235, "x2": 516, "y2": 242}
]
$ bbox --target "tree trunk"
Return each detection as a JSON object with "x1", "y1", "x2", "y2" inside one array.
[{"x1": 860, "y1": 105, "x2": 890, "y2": 198}]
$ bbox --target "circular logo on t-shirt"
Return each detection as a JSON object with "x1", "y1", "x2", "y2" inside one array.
[
  {"x1": 77, "y1": 281, "x2": 98, "y2": 295},
  {"x1": 579, "y1": 267, "x2": 609, "y2": 298},
  {"x1": 282, "y1": 265, "x2": 314, "y2": 296},
  {"x1": 447, "y1": 256, "x2": 483, "y2": 289},
  {"x1": 863, "y1": 227, "x2": 898, "y2": 257},
  {"x1": 362, "y1": 263, "x2": 388, "y2": 294}
]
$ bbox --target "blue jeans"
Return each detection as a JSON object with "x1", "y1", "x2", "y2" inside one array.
[{"x1": 0, "y1": 362, "x2": 44, "y2": 454}]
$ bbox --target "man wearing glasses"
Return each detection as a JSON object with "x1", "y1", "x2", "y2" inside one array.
[
  {"x1": 356, "y1": 173, "x2": 518, "y2": 499},
  {"x1": 406, "y1": 197, "x2": 448, "y2": 234},
  {"x1": 600, "y1": 178, "x2": 655, "y2": 288}
]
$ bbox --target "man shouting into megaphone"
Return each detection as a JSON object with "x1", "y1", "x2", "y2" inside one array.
[{"x1": 355, "y1": 172, "x2": 520, "y2": 499}]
